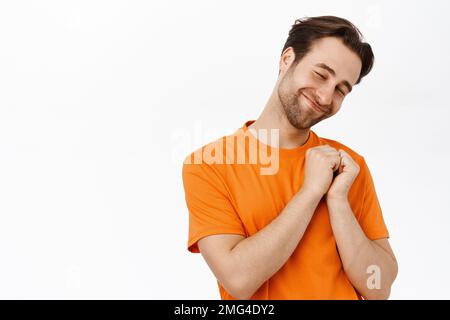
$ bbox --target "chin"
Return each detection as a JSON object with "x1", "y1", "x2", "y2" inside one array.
[
  {"x1": 290, "y1": 109, "x2": 320, "y2": 129},
  {"x1": 288, "y1": 117, "x2": 312, "y2": 130}
]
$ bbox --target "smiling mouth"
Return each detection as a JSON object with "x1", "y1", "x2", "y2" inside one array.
[{"x1": 302, "y1": 93, "x2": 325, "y2": 113}]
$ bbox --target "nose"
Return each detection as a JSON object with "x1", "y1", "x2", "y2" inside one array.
[{"x1": 315, "y1": 85, "x2": 334, "y2": 106}]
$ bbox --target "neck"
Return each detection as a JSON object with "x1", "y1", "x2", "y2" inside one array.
[{"x1": 249, "y1": 86, "x2": 310, "y2": 149}]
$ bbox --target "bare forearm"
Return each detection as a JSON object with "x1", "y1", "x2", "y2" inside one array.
[
  {"x1": 229, "y1": 188, "x2": 322, "y2": 299},
  {"x1": 326, "y1": 196, "x2": 398, "y2": 299}
]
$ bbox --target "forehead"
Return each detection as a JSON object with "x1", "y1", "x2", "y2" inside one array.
[{"x1": 300, "y1": 37, "x2": 362, "y2": 85}]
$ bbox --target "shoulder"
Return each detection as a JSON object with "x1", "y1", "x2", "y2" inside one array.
[
  {"x1": 182, "y1": 127, "x2": 246, "y2": 167},
  {"x1": 182, "y1": 128, "x2": 244, "y2": 179}
]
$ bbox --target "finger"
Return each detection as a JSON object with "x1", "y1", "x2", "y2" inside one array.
[
  {"x1": 323, "y1": 149, "x2": 340, "y2": 156},
  {"x1": 327, "y1": 154, "x2": 341, "y2": 171},
  {"x1": 306, "y1": 145, "x2": 338, "y2": 157},
  {"x1": 338, "y1": 149, "x2": 360, "y2": 174},
  {"x1": 321, "y1": 149, "x2": 340, "y2": 161},
  {"x1": 338, "y1": 149, "x2": 351, "y2": 157},
  {"x1": 338, "y1": 149, "x2": 355, "y2": 164},
  {"x1": 317, "y1": 146, "x2": 339, "y2": 155}
]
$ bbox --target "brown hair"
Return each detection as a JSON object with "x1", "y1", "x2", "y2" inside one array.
[{"x1": 281, "y1": 16, "x2": 374, "y2": 84}]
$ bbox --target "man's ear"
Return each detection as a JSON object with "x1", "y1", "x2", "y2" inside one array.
[{"x1": 279, "y1": 47, "x2": 295, "y2": 74}]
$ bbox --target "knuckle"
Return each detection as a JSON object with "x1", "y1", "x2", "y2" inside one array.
[
  {"x1": 306, "y1": 148, "x2": 312, "y2": 157},
  {"x1": 307, "y1": 147, "x2": 317, "y2": 156}
]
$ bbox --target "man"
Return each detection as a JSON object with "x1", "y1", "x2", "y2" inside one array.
[{"x1": 182, "y1": 16, "x2": 398, "y2": 300}]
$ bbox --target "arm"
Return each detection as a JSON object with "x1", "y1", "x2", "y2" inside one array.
[
  {"x1": 326, "y1": 196, "x2": 398, "y2": 299},
  {"x1": 198, "y1": 145, "x2": 341, "y2": 300},
  {"x1": 199, "y1": 187, "x2": 322, "y2": 300},
  {"x1": 326, "y1": 149, "x2": 398, "y2": 299}
]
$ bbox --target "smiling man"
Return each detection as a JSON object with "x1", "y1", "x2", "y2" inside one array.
[{"x1": 182, "y1": 16, "x2": 398, "y2": 300}]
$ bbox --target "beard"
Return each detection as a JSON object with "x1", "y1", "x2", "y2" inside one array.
[{"x1": 277, "y1": 73, "x2": 329, "y2": 130}]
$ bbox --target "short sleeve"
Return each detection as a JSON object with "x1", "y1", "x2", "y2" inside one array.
[
  {"x1": 357, "y1": 158, "x2": 390, "y2": 240},
  {"x1": 182, "y1": 160, "x2": 246, "y2": 253}
]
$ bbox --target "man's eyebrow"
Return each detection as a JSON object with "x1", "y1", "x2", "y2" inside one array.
[{"x1": 315, "y1": 63, "x2": 353, "y2": 93}]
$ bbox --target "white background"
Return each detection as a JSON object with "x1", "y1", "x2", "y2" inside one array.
[{"x1": 0, "y1": 0, "x2": 449, "y2": 299}]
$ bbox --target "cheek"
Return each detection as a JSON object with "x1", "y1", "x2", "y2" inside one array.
[
  {"x1": 291, "y1": 72, "x2": 314, "y2": 91},
  {"x1": 301, "y1": 74, "x2": 316, "y2": 89}
]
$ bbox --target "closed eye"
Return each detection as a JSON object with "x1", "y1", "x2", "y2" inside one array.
[
  {"x1": 314, "y1": 71, "x2": 326, "y2": 80},
  {"x1": 336, "y1": 87, "x2": 345, "y2": 96},
  {"x1": 314, "y1": 70, "x2": 347, "y2": 96}
]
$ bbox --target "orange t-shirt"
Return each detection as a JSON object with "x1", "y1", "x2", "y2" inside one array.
[{"x1": 182, "y1": 120, "x2": 389, "y2": 300}]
